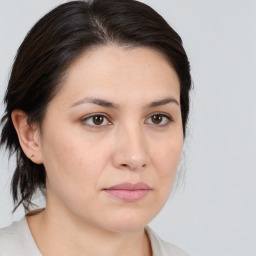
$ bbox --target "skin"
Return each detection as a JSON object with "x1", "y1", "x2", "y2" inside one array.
[{"x1": 12, "y1": 45, "x2": 183, "y2": 256}]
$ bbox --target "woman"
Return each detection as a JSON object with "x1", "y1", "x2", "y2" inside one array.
[{"x1": 0, "y1": 0, "x2": 191, "y2": 255}]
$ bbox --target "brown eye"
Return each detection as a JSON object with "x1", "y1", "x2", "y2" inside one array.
[
  {"x1": 151, "y1": 114, "x2": 163, "y2": 124},
  {"x1": 145, "y1": 113, "x2": 172, "y2": 126},
  {"x1": 82, "y1": 114, "x2": 110, "y2": 128},
  {"x1": 92, "y1": 115, "x2": 104, "y2": 125}
]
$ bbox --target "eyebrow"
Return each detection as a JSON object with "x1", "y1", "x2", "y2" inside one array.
[
  {"x1": 70, "y1": 97, "x2": 179, "y2": 109},
  {"x1": 144, "y1": 97, "x2": 179, "y2": 109}
]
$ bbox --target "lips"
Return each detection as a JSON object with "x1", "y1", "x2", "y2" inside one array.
[{"x1": 103, "y1": 182, "x2": 152, "y2": 202}]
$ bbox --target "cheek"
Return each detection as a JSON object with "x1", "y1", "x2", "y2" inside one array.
[
  {"x1": 42, "y1": 135, "x2": 102, "y2": 214},
  {"x1": 41, "y1": 133, "x2": 80, "y2": 190},
  {"x1": 41, "y1": 128, "x2": 110, "y2": 193},
  {"x1": 42, "y1": 127, "x2": 90, "y2": 169},
  {"x1": 153, "y1": 135, "x2": 183, "y2": 175},
  {"x1": 151, "y1": 133, "x2": 183, "y2": 197}
]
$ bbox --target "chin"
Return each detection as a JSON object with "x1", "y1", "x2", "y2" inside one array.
[
  {"x1": 104, "y1": 221, "x2": 147, "y2": 233},
  {"x1": 99, "y1": 208, "x2": 158, "y2": 233}
]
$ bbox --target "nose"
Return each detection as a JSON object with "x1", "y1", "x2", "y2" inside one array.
[{"x1": 111, "y1": 124, "x2": 149, "y2": 171}]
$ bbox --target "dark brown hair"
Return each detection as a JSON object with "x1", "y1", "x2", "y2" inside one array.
[{"x1": 0, "y1": 0, "x2": 191, "y2": 213}]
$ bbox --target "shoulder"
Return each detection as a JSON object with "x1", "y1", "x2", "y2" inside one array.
[
  {"x1": 145, "y1": 226, "x2": 190, "y2": 256},
  {"x1": 0, "y1": 218, "x2": 24, "y2": 255},
  {"x1": 0, "y1": 217, "x2": 40, "y2": 256}
]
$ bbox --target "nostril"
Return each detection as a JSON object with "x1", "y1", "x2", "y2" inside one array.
[{"x1": 120, "y1": 163, "x2": 146, "y2": 170}]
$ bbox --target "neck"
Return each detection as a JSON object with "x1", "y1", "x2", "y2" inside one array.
[{"x1": 26, "y1": 207, "x2": 152, "y2": 256}]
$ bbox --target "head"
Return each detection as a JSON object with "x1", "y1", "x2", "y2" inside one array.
[{"x1": 1, "y1": 0, "x2": 191, "y2": 231}]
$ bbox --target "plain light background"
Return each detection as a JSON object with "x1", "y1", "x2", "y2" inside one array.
[{"x1": 0, "y1": 1, "x2": 255, "y2": 256}]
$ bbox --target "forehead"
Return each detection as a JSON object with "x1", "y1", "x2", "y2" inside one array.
[{"x1": 53, "y1": 45, "x2": 180, "y2": 106}]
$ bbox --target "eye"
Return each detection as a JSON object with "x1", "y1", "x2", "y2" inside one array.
[
  {"x1": 145, "y1": 113, "x2": 172, "y2": 127},
  {"x1": 81, "y1": 114, "x2": 111, "y2": 128}
]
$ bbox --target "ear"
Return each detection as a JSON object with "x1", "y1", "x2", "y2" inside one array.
[{"x1": 11, "y1": 110, "x2": 43, "y2": 164}]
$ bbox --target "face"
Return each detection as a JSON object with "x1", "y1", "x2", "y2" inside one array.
[{"x1": 38, "y1": 45, "x2": 183, "y2": 232}]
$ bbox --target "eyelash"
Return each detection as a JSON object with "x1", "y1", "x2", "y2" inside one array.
[
  {"x1": 146, "y1": 112, "x2": 173, "y2": 127},
  {"x1": 81, "y1": 112, "x2": 173, "y2": 129},
  {"x1": 81, "y1": 113, "x2": 112, "y2": 129}
]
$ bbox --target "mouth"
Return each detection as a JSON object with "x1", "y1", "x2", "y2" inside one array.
[{"x1": 103, "y1": 182, "x2": 152, "y2": 202}]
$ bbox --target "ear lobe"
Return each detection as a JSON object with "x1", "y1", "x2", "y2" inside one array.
[{"x1": 11, "y1": 110, "x2": 43, "y2": 164}]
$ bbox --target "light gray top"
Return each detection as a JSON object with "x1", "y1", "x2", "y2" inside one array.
[{"x1": 0, "y1": 217, "x2": 190, "y2": 256}]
